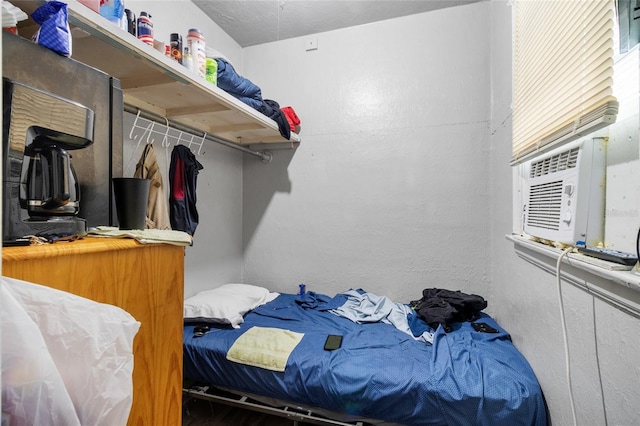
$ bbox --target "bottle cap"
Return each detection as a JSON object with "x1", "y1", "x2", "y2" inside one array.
[{"x1": 188, "y1": 28, "x2": 205, "y2": 39}]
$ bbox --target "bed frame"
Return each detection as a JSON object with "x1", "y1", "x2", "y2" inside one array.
[{"x1": 182, "y1": 382, "x2": 398, "y2": 426}]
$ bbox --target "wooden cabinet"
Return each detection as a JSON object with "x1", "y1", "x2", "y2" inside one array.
[{"x1": 2, "y1": 237, "x2": 184, "y2": 426}]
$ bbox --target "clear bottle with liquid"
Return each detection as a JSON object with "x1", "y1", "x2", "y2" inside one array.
[
  {"x1": 183, "y1": 46, "x2": 193, "y2": 73},
  {"x1": 186, "y1": 28, "x2": 206, "y2": 78}
]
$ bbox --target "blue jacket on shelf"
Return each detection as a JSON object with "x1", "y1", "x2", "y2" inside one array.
[{"x1": 215, "y1": 58, "x2": 263, "y2": 110}]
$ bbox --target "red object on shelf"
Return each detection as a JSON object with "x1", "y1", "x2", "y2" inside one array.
[{"x1": 281, "y1": 106, "x2": 300, "y2": 133}]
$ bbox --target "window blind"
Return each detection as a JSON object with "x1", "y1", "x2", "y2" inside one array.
[{"x1": 512, "y1": 0, "x2": 618, "y2": 165}]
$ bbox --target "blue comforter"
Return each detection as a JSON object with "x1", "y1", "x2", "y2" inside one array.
[{"x1": 184, "y1": 293, "x2": 548, "y2": 426}]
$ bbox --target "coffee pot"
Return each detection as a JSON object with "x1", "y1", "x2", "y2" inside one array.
[{"x1": 22, "y1": 135, "x2": 80, "y2": 217}]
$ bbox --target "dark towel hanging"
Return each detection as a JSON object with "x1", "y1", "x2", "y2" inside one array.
[{"x1": 169, "y1": 145, "x2": 203, "y2": 237}]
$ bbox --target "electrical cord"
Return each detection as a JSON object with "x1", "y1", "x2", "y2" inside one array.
[
  {"x1": 556, "y1": 246, "x2": 578, "y2": 426},
  {"x1": 636, "y1": 227, "x2": 639, "y2": 267},
  {"x1": 553, "y1": 231, "x2": 639, "y2": 425},
  {"x1": 592, "y1": 296, "x2": 608, "y2": 426}
]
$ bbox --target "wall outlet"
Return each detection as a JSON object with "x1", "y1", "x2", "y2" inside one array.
[{"x1": 305, "y1": 38, "x2": 318, "y2": 51}]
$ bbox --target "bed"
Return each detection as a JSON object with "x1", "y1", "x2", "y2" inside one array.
[{"x1": 182, "y1": 285, "x2": 549, "y2": 426}]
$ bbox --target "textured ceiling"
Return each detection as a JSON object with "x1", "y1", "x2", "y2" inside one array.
[{"x1": 192, "y1": 0, "x2": 484, "y2": 47}]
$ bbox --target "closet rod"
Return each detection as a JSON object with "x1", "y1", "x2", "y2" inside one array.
[{"x1": 123, "y1": 104, "x2": 273, "y2": 163}]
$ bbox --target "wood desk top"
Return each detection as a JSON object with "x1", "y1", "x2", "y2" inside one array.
[{"x1": 2, "y1": 237, "x2": 171, "y2": 263}]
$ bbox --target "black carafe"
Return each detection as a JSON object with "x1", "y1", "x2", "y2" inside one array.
[{"x1": 22, "y1": 137, "x2": 79, "y2": 217}]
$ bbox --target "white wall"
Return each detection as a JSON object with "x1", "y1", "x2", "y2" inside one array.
[
  {"x1": 606, "y1": 46, "x2": 640, "y2": 252},
  {"x1": 488, "y1": 2, "x2": 640, "y2": 426},
  {"x1": 241, "y1": 3, "x2": 492, "y2": 302}
]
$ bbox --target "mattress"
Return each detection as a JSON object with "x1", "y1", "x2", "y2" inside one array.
[{"x1": 183, "y1": 293, "x2": 548, "y2": 426}]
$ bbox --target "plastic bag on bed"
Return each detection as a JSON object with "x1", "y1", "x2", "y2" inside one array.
[{"x1": 1, "y1": 277, "x2": 141, "y2": 426}]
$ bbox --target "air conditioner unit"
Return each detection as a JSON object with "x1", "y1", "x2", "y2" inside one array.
[{"x1": 523, "y1": 137, "x2": 606, "y2": 247}]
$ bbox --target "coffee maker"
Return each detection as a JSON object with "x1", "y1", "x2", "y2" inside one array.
[
  {"x1": 3, "y1": 34, "x2": 124, "y2": 246},
  {"x1": 3, "y1": 79, "x2": 94, "y2": 242}
]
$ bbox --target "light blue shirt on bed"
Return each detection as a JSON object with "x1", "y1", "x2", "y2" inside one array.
[{"x1": 330, "y1": 289, "x2": 434, "y2": 344}]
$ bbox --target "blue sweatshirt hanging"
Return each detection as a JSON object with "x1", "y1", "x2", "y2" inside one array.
[{"x1": 169, "y1": 145, "x2": 203, "y2": 238}]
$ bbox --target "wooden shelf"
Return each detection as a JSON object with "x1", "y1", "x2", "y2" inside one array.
[{"x1": 13, "y1": 0, "x2": 300, "y2": 146}]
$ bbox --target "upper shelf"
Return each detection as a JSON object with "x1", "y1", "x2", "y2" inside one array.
[{"x1": 12, "y1": 0, "x2": 300, "y2": 146}]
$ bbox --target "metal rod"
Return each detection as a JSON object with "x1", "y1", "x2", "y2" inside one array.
[
  {"x1": 183, "y1": 387, "x2": 363, "y2": 426},
  {"x1": 123, "y1": 103, "x2": 272, "y2": 162}
]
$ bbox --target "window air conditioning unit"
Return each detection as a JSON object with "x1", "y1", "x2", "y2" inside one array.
[{"x1": 523, "y1": 138, "x2": 606, "y2": 247}]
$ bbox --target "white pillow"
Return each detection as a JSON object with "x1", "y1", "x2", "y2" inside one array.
[{"x1": 184, "y1": 284, "x2": 278, "y2": 328}]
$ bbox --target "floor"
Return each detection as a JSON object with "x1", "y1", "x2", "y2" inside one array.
[{"x1": 182, "y1": 397, "x2": 284, "y2": 425}]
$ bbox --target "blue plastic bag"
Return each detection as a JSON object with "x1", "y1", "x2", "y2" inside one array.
[
  {"x1": 99, "y1": 0, "x2": 124, "y2": 24},
  {"x1": 31, "y1": 1, "x2": 72, "y2": 57}
]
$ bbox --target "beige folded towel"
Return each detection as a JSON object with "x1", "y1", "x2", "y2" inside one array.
[
  {"x1": 226, "y1": 326, "x2": 304, "y2": 372},
  {"x1": 88, "y1": 226, "x2": 192, "y2": 246}
]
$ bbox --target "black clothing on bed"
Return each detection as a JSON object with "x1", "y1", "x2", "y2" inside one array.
[{"x1": 410, "y1": 288, "x2": 487, "y2": 332}]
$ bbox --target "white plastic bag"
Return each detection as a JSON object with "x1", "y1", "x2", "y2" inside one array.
[
  {"x1": 1, "y1": 284, "x2": 80, "y2": 426},
  {"x1": 1, "y1": 277, "x2": 141, "y2": 425}
]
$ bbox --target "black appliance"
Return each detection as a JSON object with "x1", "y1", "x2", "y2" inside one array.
[{"x1": 2, "y1": 34, "x2": 123, "y2": 244}]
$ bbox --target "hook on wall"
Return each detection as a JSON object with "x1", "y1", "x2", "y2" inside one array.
[
  {"x1": 128, "y1": 110, "x2": 142, "y2": 141},
  {"x1": 196, "y1": 132, "x2": 206, "y2": 156},
  {"x1": 129, "y1": 109, "x2": 159, "y2": 145},
  {"x1": 176, "y1": 130, "x2": 206, "y2": 156},
  {"x1": 127, "y1": 110, "x2": 203, "y2": 156},
  {"x1": 161, "y1": 116, "x2": 171, "y2": 148}
]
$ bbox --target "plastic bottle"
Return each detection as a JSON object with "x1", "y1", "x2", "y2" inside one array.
[
  {"x1": 205, "y1": 57, "x2": 217, "y2": 85},
  {"x1": 183, "y1": 46, "x2": 193, "y2": 72},
  {"x1": 186, "y1": 28, "x2": 206, "y2": 78},
  {"x1": 99, "y1": 0, "x2": 124, "y2": 25},
  {"x1": 170, "y1": 33, "x2": 182, "y2": 64},
  {"x1": 136, "y1": 11, "x2": 153, "y2": 46},
  {"x1": 124, "y1": 9, "x2": 136, "y2": 36}
]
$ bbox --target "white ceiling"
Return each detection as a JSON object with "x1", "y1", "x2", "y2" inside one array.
[{"x1": 192, "y1": 0, "x2": 484, "y2": 47}]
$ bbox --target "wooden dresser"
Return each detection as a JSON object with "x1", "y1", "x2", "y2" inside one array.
[{"x1": 2, "y1": 237, "x2": 184, "y2": 426}]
